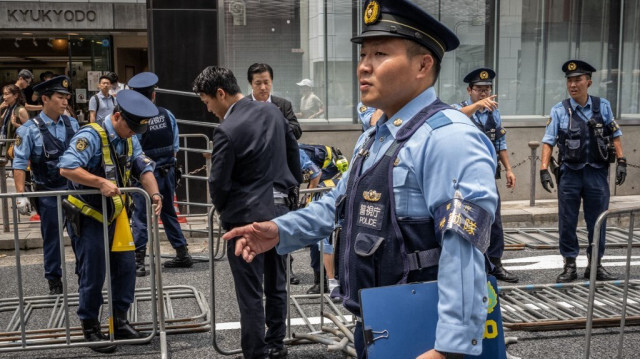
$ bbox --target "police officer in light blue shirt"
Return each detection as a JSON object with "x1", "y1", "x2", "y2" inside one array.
[
  {"x1": 58, "y1": 89, "x2": 162, "y2": 353},
  {"x1": 540, "y1": 60, "x2": 625, "y2": 283},
  {"x1": 223, "y1": 1, "x2": 498, "y2": 358},
  {"x1": 452, "y1": 68, "x2": 518, "y2": 284},
  {"x1": 128, "y1": 71, "x2": 191, "y2": 276},
  {"x1": 12, "y1": 75, "x2": 79, "y2": 295}
]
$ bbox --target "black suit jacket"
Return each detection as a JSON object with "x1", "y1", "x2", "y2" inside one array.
[
  {"x1": 209, "y1": 97, "x2": 302, "y2": 227},
  {"x1": 249, "y1": 94, "x2": 302, "y2": 139}
]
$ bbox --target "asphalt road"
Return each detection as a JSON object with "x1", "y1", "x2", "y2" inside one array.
[{"x1": 1, "y1": 241, "x2": 640, "y2": 358}]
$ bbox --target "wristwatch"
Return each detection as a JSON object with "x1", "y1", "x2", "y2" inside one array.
[{"x1": 438, "y1": 351, "x2": 464, "y2": 359}]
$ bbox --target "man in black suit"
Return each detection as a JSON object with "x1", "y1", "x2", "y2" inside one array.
[
  {"x1": 193, "y1": 66, "x2": 301, "y2": 359},
  {"x1": 247, "y1": 63, "x2": 302, "y2": 139}
]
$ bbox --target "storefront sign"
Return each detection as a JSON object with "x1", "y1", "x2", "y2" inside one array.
[{"x1": 0, "y1": 2, "x2": 144, "y2": 30}]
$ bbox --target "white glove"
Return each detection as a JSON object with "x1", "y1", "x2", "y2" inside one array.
[{"x1": 15, "y1": 196, "x2": 31, "y2": 215}]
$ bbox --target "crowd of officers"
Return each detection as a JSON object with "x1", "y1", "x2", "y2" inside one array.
[{"x1": 0, "y1": 0, "x2": 630, "y2": 357}]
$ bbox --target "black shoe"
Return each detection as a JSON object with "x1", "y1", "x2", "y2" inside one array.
[
  {"x1": 81, "y1": 319, "x2": 117, "y2": 353},
  {"x1": 48, "y1": 278, "x2": 63, "y2": 295},
  {"x1": 289, "y1": 273, "x2": 300, "y2": 285},
  {"x1": 164, "y1": 246, "x2": 193, "y2": 268},
  {"x1": 584, "y1": 264, "x2": 620, "y2": 281},
  {"x1": 114, "y1": 312, "x2": 146, "y2": 340},
  {"x1": 490, "y1": 265, "x2": 519, "y2": 283},
  {"x1": 135, "y1": 248, "x2": 147, "y2": 277},
  {"x1": 268, "y1": 346, "x2": 288, "y2": 358},
  {"x1": 556, "y1": 258, "x2": 578, "y2": 283}
]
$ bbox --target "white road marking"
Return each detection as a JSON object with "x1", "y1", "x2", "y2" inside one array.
[
  {"x1": 502, "y1": 255, "x2": 640, "y2": 271},
  {"x1": 214, "y1": 315, "x2": 354, "y2": 330}
]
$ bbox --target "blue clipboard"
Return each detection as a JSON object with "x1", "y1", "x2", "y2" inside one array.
[{"x1": 359, "y1": 276, "x2": 506, "y2": 359}]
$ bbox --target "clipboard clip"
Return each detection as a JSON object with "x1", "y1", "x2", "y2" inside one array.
[{"x1": 364, "y1": 327, "x2": 389, "y2": 345}]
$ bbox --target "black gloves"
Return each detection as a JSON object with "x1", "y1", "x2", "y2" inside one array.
[
  {"x1": 540, "y1": 169, "x2": 554, "y2": 193},
  {"x1": 616, "y1": 157, "x2": 627, "y2": 186}
]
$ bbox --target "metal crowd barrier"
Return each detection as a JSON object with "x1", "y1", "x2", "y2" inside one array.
[
  {"x1": 0, "y1": 188, "x2": 169, "y2": 358},
  {"x1": 584, "y1": 206, "x2": 640, "y2": 359},
  {"x1": 208, "y1": 186, "x2": 356, "y2": 356},
  {"x1": 503, "y1": 227, "x2": 640, "y2": 250}
]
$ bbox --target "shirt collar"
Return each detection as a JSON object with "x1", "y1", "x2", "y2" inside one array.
[
  {"x1": 569, "y1": 95, "x2": 592, "y2": 111},
  {"x1": 380, "y1": 87, "x2": 437, "y2": 139},
  {"x1": 251, "y1": 93, "x2": 272, "y2": 103},
  {"x1": 39, "y1": 111, "x2": 62, "y2": 125},
  {"x1": 224, "y1": 102, "x2": 238, "y2": 120},
  {"x1": 98, "y1": 92, "x2": 112, "y2": 99},
  {"x1": 103, "y1": 115, "x2": 123, "y2": 142}
]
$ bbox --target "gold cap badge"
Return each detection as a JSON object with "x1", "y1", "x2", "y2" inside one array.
[
  {"x1": 568, "y1": 62, "x2": 577, "y2": 71},
  {"x1": 479, "y1": 71, "x2": 489, "y2": 80},
  {"x1": 363, "y1": 190, "x2": 381, "y2": 202},
  {"x1": 140, "y1": 119, "x2": 149, "y2": 125},
  {"x1": 364, "y1": 1, "x2": 380, "y2": 25},
  {"x1": 62, "y1": 79, "x2": 69, "y2": 88}
]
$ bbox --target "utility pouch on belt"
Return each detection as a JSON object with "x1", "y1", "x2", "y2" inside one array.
[{"x1": 62, "y1": 198, "x2": 83, "y2": 237}]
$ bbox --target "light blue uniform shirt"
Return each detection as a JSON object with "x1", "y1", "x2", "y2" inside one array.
[
  {"x1": 58, "y1": 115, "x2": 154, "y2": 175},
  {"x1": 542, "y1": 96, "x2": 621, "y2": 170},
  {"x1": 452, "y1": 98, "x2": 507, "y2": 151},
  {"x1": 273, "y1": 87, "x2": 498, "y2": 355},
  {"x1": 13, "y1": 112, "x2": 80, "y2": 171},
  {"x1": 299, "y1": 149, "x2": 321, "y2": 180},
  {"x1": 89, "y1": 92, "x2": 117, "y2": 122}
]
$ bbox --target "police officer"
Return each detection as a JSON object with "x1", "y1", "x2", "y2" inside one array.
[
  {"x1": 128, "y1": 72, "x2": 192, "y2": 276},
  {"x1": 12, "y1": 75, "x2": 79, "y2": 295},
  {"x1": 224, "y1": 1, "x2": 498, "y2": 358},
  {"x1": 453, "y1": 68, "x2": 518, "y2": 283},
  {"x1": 58, "y1": 90, "x2": 162, "y2": 353},
  {"x1": 540, "y1": 60, "x2": 625, "y2": 283}
]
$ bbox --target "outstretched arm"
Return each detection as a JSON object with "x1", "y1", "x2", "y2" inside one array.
[{"x1": 222, "y1": 221, "x2": 281, "y2": 262}]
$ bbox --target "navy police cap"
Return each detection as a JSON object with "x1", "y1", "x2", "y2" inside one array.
[
  {"x1": 128, "y1": 72, "x2": 159, "y2": 91},
  {"x1": 562, "y1": 60, "x2": 596, "y2": 78},
  {"x1": 33, "y1": 75, "x2": 71, "y2": 95},
  {"x1": 351, "y1": 0, "x2": 459, "y2": 61},
  {"x1": 464, "y1": 68, "x2": 496, "y2": 86},
  {"x1": 116, "y1": 89, "x2": 159, "y2": 134}
]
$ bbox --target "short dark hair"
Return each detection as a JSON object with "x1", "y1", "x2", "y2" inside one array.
[
  {"x1": 99, "y1": 75, "x2": 112, "y2": 83},
  {"x1": 405, "y1": 40, "x2": 441, "y2": 82},
  {"x1": 106, "y1": 72, "x2": 118, "y2": 83},
  {"x1": 247, "y1": 63, "x2": 274, "y2": 83},
  {"x1": 192, "y1": 66, "x2": 241, "y2": 97},
  {"x1": 40, "y1": 71, "x2": 55, "y2": 82}
]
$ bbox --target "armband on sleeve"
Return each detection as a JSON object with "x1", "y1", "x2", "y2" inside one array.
[
  {"x1": 434, "y1": 196, "x2": 492, "y2": 253},
  {"x1": 607, "y1": 120, "x2": 620, "y2": 135},
  {"x1": 132, "y1": 155, "x2": 156, "y2": 178}
]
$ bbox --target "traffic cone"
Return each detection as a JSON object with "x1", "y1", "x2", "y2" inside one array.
[
  {"x1": 29, "y1": 214, "x2": 40, "y2": 221},
  {"x1": 159, "y1": 194, "x2": 187, "y2": 224}
]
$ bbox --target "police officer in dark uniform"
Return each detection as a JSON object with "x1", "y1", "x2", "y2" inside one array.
[
  {"x1": 225, "y1": 1, "x2": 499, "y2": 358},
  {"x1": 453, "y1": 68, "x2": 518, "y2": 283},
  {"x1": 128, "y1": 72, "x2": 192, "y2": 276},
  {"x1": 12, "y1": 75, "x2": 79, "y2": 295},
  {"x1": 540, "y1": 60, "x2": 625, "y2": 283},
  {"x1": 59, "y1": 90, "x2": 162, "y2": 353}
]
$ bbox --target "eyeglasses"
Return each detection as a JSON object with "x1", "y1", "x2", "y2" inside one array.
[{"x1": 472, "y1": 88, "x2": 492, "y2": 94}]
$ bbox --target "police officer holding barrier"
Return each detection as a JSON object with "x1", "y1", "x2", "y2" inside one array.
[
  {"x1": 223, "y1": 1, "x2": 499, "y2": 357},
  {"x1": 58, "y1": 89, "x2": 162, "y2": 353},
  {"x1": 540, "y1": 60, "x2": 625, "y2": 283},
  {"x1": 12, "y1": 75, "x2": 79, "y2": 295}
]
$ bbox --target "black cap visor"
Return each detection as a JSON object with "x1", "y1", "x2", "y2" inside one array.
[{"x1": 121, "y1": 113, "x2": 148, "y2": 134}]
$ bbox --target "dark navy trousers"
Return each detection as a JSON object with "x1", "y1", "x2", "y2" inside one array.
[
  {"x1": 486, "y1": 189, "x2": 505, "y2": 259},
  {"x1": 558, "y1": 165, "x2": 609, "y2": 260},
  {"x1": 225, "y1": 204, "x2": 289, "y2": 359},
  {"x1": 38, "y1": 195, "x2": 69, "y2": 280},
  {"x1": 132, "y1": 166, "x2": 187, "y2": 250},
  {"x1": 69, "y1": 216, "x2": 136, "y2": 320}
]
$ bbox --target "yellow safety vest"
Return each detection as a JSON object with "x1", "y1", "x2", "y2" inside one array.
[{"x1": 67, "y1": 123, "x2": 133, "y2": 224}]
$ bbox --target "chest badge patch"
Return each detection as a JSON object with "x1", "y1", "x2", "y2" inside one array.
[
  {"x1": 76, "y1": 137, "x2": 89, "y2": 152},
  {"x1": 363, "y1": 189, "x2": 381, "y2": 202}
]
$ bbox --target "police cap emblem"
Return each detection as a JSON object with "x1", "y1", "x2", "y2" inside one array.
[
  {"x1": 76, "y1": 137, "x2": 89, "y2": 152},
  {"x1": 140, "y1": 119, "x2": 149, "y2": 125},
  {"x1": 364, "y1": 1, "x2": 380, "y2": 25},
  {"x1": 62, "y1": 79, "x2": 69, "y2": 88},
  {"x1": 568, "y1": 62, "x2": 577, "y2": 71},
  {"x1": 479, "y1": 71, "x2": 489, "y2": 80},
  {"x1": 15, "y1": 135, "x2": 22, "y2": 147}
]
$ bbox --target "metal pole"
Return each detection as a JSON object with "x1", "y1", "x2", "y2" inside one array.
[
  {"x1": 528, "y1": 141, "x2": 539, "y2": 207},
  {"x1": 154, "y1": 203, "x2": 169, "y2": 359},
  {"x1": 0, "y1": 158, "x2": 10, "y2": 232},
  {"x1": 11, "y1": 198, "x2": 27, "y2": 347},
  {"x1": 101, "y1": 197, "x2": 115, "y2": 342},
  {"x1": 617, "y1": 214, "x2": 634, "y2": 359},
  {"x1": 56, "y1": 195, "x2": 71, "y2": 344}
]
